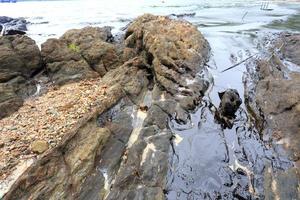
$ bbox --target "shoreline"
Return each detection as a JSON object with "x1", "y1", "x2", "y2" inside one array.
[{"x1": 0, "y1": 3, "x2": 299, "y2": 199}]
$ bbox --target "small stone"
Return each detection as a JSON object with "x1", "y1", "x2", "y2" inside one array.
[{"x1": 31, "y1": 140, "x2": 49, "y2": 154}]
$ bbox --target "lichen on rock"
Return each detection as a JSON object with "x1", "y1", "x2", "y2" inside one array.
[{"x1": 41, "y1": 26, "x2": 121, "y2": 85}]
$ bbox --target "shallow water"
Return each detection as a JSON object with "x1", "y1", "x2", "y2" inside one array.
[
  {"x1": 1, "y1": 0, "x2": 300, "y2": 199},
  {"x1": 163, "y1": 1, "x2": 300, "y2": 199},
  {"x1": 0, "y1": 0, "x2": 299, "y2": 44}
]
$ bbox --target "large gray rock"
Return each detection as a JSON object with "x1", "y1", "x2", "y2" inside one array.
[
  {"x1": 246, "y1": 34, "x2": 300, "y2": 200},
  {"x1": 252, "y1": 34, "x2": 300, "y2": 164},
  {"x1": 255, "y1": 59, "x2": 300, "y2": 162},
  {"x1": 41, "y1": 26, "x2": 121, "y2": 85},
  {"x1": 0, "y1": 35, "x2": 41, "y2": 119},
  {"x1": 0, "y1": 84, "x2": 23, "y2": 119},
  {"x1": 124, "y1": 14, "x2": 210, "y2": 110},
  {"x1": 104, "y1": 14, "x2": 211, "y2": 199},
  {"x1": 0, "y1": 35, "x2": 41, "y2": 82}
]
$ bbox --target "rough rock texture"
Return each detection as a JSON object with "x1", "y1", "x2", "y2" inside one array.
[
  {"x1": 0, "y1": 78, "x2": 121, "y2": 180},
  {"x1": 214, "y1": 89, "x2": 242, "y2": 129},
  {"x1": 0, "y1": 35, "x2": 41, "y2": 82},
  {"x1": 281, "y1": 33, "x2": 300, "y2": 65},
  {"x1": 255, "y1": 35, "x2": 300, "y2": 164},
  {"x1": 2, "y1": 14, "x2": 210, "y2": 200},
  {"x1": 254, "y1": 59, "x2": 300, "y2": 200},
  {"x1": 41, "y1": 26, "x2": 120, "y2": 85},
  {"x1": 2, "y1": 83, "x2": 124, "y2": 199},
  {"x1": 6, "y1": 124, "x2": 111, "y2": 200},
  {"x1": 1, "y1": 58, "x2": 151, "y2": 199},
  {"x1": 124, "y1": 14, "x2": 210, "y2": 110},
  {"x1": 103, "y1": 14, "x2": 210, "y2": 199},
  {"x1": 0, "y1": 35, "x2": 41, "y2": 119},
  {"x1": 30, "y1": 140, "x2": 49, "y2": 154},
  {"x1": 0, "y1": 16, "x2": 27, "y2": 36},
  {"x1": 255, "y1": 64, "x2": 300, "y2": 162},
  {"x1": 0, "y1": 84, "x2": 23, "y2": 119},
  {"x1": 245, "y1": 34, "x2": 300, "y2": 200}
]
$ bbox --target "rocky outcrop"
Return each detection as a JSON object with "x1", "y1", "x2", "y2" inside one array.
[
  {"x1": 125, "y1": 14, "x2": 209, "y2": 107},
  {"x1": 251, "y1": 35, "x2": 300, "y2": 164},
  {"x1": 2, "y1": 14, "x2": 210, "y2": 200},
  {"x1": 245, "y1": 34, "x2": 300, "y2": 200},
  {"x1": 102, "y1": 14, "x2": 210, "y2": 199},
  {"x1": 0, "y1": 35, "x2": 41, "y2": 81},
  {"x1": 255, "y1": 62, "x2": 300, "y2": 161},
  {"x1": 0, "y1": 35, "x2": 41, "y2": 119},
  {"x1": 0, "y1": 16, "x2": 27, "y2": 36},
  {"x1": 0, "y1": 84, "x2": 22, "y2": 119},
  {"x1": 3, "y1": 84, "x2": 124, "y2": 200},
  {"x1": 1, "y1": 57, "x2": 151, "y2": 199},
  {"x1": 41, "y1": 26, "x2": 120, "y2": 85}
]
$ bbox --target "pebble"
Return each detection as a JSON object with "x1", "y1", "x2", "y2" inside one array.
[{"x1": 31, "y1": 140, "x2": 49, "y2": 154}]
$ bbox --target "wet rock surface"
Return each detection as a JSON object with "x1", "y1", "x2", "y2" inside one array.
[
  {"x1": 1, "y1": 14, "x2": 210, "y2": 200},
  {"x1": 0, "y1": 35, "x2": 41, "y2": 119},
  {"x1": 244, "y1": 33, "x2": 300, "y2": 199},
  {"x1": 166, "y1": 29, "x2": 299, "y2": 200},
  {"x1": 0, "y1": 16, "x2": 27, "y2": 36},
  {"x1": 167, "y1": 96, "x2": 277, "y2": 199},
  {"x1": 88, "y1": 14, "x2": 210, "y2": 199}
]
